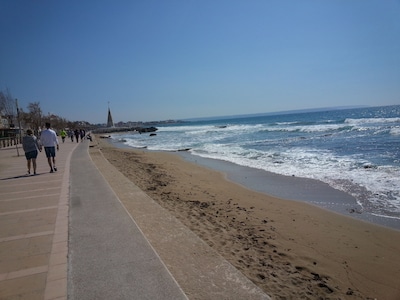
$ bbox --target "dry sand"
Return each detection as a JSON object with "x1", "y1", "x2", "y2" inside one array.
[{"x1": 94, "y1": 137, "x2": 400, "y2": 299}]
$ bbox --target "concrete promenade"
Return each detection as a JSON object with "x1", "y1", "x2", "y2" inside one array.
[
  {"x1": 0, "y1": 137, "x2": 270, "y2": 299},
  {"x1": 0, "y1": 138, "x2": 76, "y2": 299}
]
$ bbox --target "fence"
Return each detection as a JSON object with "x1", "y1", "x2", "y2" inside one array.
[{"x1": 0, "y1": 137, "x2": 21, "y2": 148}]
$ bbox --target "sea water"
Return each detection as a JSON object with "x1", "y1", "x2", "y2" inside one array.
[{"x1": 112, "y1": 105, "x2": 400, "y2": 221}]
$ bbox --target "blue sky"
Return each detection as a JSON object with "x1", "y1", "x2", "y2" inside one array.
[{"x1": 1, "y1": 0, "x2": 399, "y2": 124}]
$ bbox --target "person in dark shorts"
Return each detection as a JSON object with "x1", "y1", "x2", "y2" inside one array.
[
  {"x1": 40, "y1": 122, "x2": 59, "y2": 173},
  {"x1": 22, "y1": 129, "x2": 42, "y2": 175}
]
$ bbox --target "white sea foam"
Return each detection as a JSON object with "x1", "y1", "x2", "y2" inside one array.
[
  {"x1": 273, "y1": 124, "x2": 352, "y2": 133},
  {"x1": 345, "y1": 117, "x2": 400, "y2": 125},
  {"x1": 191, "y1": 144, "x2": 400, "y2": 216},
  {"x1": 390, "y1": 126, "x2": 400, "y2": 135}
]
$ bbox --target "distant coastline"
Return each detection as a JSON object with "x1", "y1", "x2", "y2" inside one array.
[{"x1": 96, "y1": 105, "x2": 384, "y2": 128}]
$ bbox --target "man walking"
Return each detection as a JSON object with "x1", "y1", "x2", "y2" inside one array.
[{"x1": 40, "y1": 122, "x2": 59, "y2": 173}]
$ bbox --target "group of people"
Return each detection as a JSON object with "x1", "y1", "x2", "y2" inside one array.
[
  {"x1": 22, "y1": 122, "x2": 60, "y2": 175},
  {"x1": 22, "y1": 124, "x2": 91, "y2": 175},
  {"x1": 57, "y1": 128, "x2": 89, "y2": 143},
  {"x1": 70, "y1": 129, "x2": 86, "y2": 143}
]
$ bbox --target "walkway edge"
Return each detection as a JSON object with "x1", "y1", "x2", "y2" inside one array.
[{"x1": 44, "y1": 142, "x2": 79, "y2": 300}]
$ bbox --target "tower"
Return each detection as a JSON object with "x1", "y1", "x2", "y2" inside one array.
[{"x1": 107, "y1": 102, "x2": 114, "y2": 128}]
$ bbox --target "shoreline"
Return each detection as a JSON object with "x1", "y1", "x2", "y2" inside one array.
[
  {"x1": 110, "y1": 137, "x2": 400, "y2": 231},
  {"x1": 176, "y1": 151, "x2": 400, "y2": 231},
  {"x1": 97, "y1": 137, "x2": 400, "y2": 299}
]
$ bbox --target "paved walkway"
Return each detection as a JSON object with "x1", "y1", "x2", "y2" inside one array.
[
  {"x1": 0, "y1": 137, "x2": 270, "y2": 299},
  {"x1": 0, "y1": 139, "x2": 76, "y2": 299}
]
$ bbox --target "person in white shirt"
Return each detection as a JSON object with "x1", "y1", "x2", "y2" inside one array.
[{"x1": 40, "y1": 122, "x2": 59, "y2": 173}]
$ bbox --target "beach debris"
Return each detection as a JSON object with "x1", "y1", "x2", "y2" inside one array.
[
  {"x1": 318, "y1": 282, "x2": 334, "y2": 293},
  {"x1": 257, "y1": 273, "x2": 266, "y2": 280},
  {"x1": 348, "y1": 208, "x2": 362, "y2": 214},
  {"x1": 362, "y1": 163, "x2": 376, "y2": 169},
  {"x1": 346, "y1": 288, "x2": 354, "y2": 295}
]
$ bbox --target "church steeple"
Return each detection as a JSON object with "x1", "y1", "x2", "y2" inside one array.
[{"x1": 107, "y1": 102, "x2": 114, "y2": 128}]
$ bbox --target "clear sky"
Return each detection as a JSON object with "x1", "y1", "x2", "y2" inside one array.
[{"x1": 1, "y1": 0, "x2": 399, "y2": 124}]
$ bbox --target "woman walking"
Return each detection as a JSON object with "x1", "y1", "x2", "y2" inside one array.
[{"x1": 22, "y1": 129, "x2": 42, "y2": 175}]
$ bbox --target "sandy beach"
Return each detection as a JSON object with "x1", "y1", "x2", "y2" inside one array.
[{"x1": 93, "y1": 137, "x2": 400, "y2": 299}]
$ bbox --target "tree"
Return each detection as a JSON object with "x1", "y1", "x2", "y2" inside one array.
[
  {"x1": 42, "y1": 113, "x2": 68, "y2": 131},
  {"x1": 2, "y1": 91, "x2": 96, "y2": 134},
  {"x1": 0, "y1": 88, "x2": 16, "y2": 128},
  {"x1": 25, "y1": 102, "x2": 42, "y2": 132}
]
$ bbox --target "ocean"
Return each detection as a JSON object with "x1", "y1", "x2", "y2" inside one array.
[{"x1": 111, "y1": 105, "x2": 400, "y2": 223}]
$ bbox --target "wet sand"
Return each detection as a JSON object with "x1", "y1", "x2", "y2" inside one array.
[
  {"x1": 177, "y1": 152, "x2": 400, "y2": 231},
  {"x1": 94, "y1": 137, "x2": 400, "y2": 299}
]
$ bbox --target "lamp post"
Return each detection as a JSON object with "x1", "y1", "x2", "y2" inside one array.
[{"x1": 15, "y1": 99, "x2": 22, "y2": 156}]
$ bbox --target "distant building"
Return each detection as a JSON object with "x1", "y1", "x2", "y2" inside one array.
[
  {"x1": 107, "y1": 106, "x2": 114, "y2": 128},
  {"x1": 0, "y1": 115, "x2": 8, "y2": 129}
]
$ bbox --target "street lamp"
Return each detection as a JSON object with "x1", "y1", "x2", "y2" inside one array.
[{"x1": 15, "y1": 99, "x2": 22, "y2": 156}]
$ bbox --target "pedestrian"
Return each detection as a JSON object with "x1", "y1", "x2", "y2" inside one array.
[
  {"x1": 60, "y1": 129, "x2": 67, "y2": 143},
  {"x1": 74, "y1": 129, "x2": 80, "y2": 143},
  {"x1": 40, "y1": 122, "x2": 59, "y2": 173},
  {"x1": 80, "y1": 129, "x2": 86, "y2": 142},
  {"x1": 22, "y1": 129, "x2": 42, "y2": 175},
  {"x1": 69, "y1": 130, "x2": 74, "y2": 142}
]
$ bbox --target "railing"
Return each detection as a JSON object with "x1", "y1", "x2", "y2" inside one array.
[{"x1": 0, "y1": 137, "x2": 21, "y2": 148}]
